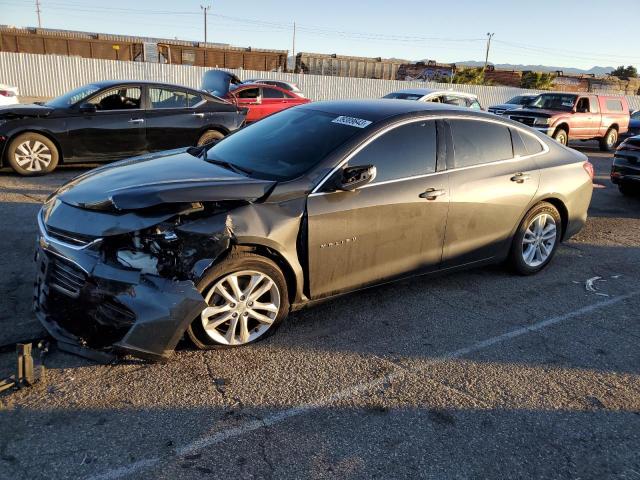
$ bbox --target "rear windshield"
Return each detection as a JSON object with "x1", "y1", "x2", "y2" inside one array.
[
  {"x1": 383, "y1": 92, "x2": 424, "y2": 101},
  {"x1": 206, "y1": 108, "x2": 369, "y2": 181}
]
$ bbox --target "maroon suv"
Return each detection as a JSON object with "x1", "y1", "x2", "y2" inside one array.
[{"x1": 507, "y1": 93, "x2": 630, "y2": 151}]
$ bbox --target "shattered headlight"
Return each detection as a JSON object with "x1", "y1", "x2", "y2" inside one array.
[{"x1": 116, "y1": 228, "x2": 181, "y2": 276}]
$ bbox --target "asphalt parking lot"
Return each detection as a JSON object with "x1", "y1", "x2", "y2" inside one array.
[{"x1": 0, "y1": 143, "x2": 639, "y2": 480}]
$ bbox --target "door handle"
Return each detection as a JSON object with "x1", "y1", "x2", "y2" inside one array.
[
  {"x1": 510, "y1": 173, "x2": 531, "y2": 183},
  {"x1": 192, "y1": 112, "x2": 205, "y2": 118},
  {"x1": 128, "y1": 118, "x2": 144, "y2": 124},
  {"x1": 419, "y1": 188, "x2": 446, "y2": 200}
]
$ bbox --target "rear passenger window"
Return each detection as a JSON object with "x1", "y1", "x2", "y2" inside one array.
[
  {"x1": 262, "y1": 88, "x2": 286, "y2": 99},
  {"x1": 605, "y1": 99, "x2": 624, "y2": 112},
  {"x1": 520, "y1": 131, "x2": 544, "y2": 155},
  {"x1": 449, "y1": 119, "x2": 513, "y2": 168},
  {"x1": 350, "y1": 121, "x2": 437, "y2": 182}
]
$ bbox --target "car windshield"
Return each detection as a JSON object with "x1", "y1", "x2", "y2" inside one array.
[
  {"x1": 527, "y1": 94, "x2": 577, "y2": 111},
  {"x1": 383, "y1": 92, "x2": 424, "y2": 101},
  {"x1": 507, "y1": 95, "x2": 535, "y2": 105},
  {"x1": 206, "y1": 108, "x2": 368, "y2": 181},
  {"x1": 45, "y1": 84, "x2": 102, "y2": 108}
]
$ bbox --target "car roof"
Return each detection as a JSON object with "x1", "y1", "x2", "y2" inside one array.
[
  {"x1": 90, "y1": 79, "x2": 204, "y2": 92},
  {"x1": 389, "y1": 88, "x2": 478, "y2": 99},
  {"x1": 298, "y1": 99, "x2": 485, "y2": 122}
]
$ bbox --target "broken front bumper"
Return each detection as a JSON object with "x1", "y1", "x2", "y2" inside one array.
[{"x1": 33, "y1": 214, "x2": 207, "y2": 362}]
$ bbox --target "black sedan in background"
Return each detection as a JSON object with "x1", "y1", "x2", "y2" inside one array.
[
  {"x1": 611, "y1": 135, "x2": 640, "y2": 195},
  {"x1": 0, "y1": 80, "x2": 246, "y2": 175}
]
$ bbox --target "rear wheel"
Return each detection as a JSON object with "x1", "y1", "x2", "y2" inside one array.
[
  {"x1": 552, "y1": 128, "x2": 568, "y2": 146},
  {"x1": 187, "y1": 252, "x2": 289, "y2": 349},
  {"x1": 197, "y1": 130, "x2": 224, "y2": 146},
  {"x1": 599, "y1": 128, "x2": 618, "y2": 151},
  {"x1": 509, "y1": 202, "x2": 562, "y2": 275},
  {"x1": 7, "y1": 132, "x2": 59, "y2": 175}
]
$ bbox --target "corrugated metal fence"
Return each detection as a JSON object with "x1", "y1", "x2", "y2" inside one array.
[{"x1": 2, "y1": 52, "x2": 640, "y2": 110}]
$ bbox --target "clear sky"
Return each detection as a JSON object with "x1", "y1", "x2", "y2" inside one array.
[{"x1": 1, "y1": 0, "x2": 637, "y2": 71}]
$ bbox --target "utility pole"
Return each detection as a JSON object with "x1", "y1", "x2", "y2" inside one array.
[
  {"x1": 35, "y1": 0, "x2": 42, "y2": 28},
  {"x1": 483, "y1": 32, "x2": 494, "y2": 73},
  {"x1": 201, "y1": 5, "x2": 211, "y2": 45},
  {"x1": 291, "y1": 21, "x2": 296, "y2": 72}
]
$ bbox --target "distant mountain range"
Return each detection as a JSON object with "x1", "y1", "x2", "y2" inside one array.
[{"x1": 455, "y1": 61, "x2": 614, "y2": 76}]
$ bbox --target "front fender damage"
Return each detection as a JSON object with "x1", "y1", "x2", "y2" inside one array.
[{"x1": 35, "y1": 206, "x2": 237, "y2": 363}]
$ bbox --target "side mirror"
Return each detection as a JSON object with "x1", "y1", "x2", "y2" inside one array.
[
  {"x1": 335, "y1": 165, "x2": 377, "y2": 191},
  {"x1": 79, "y1": 102, "x2": 97, "y2": 114}
]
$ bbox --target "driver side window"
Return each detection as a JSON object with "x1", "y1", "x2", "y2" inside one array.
[
  {"x1": 349, "y1": 120, "x2": 437, "y2": 183},
  {"x1": 89, "y1": 87, "x2": 141, "y2": 111}
]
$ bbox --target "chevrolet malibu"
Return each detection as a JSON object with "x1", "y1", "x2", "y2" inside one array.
[{"x1": 34, "y1": 100, "x2": 593, "y2": 361}]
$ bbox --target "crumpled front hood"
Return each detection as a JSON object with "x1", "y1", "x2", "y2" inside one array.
[
  {"x1": 0, "y1": 103, "x2": 53, "y2": 119},
  {"x1": 56, "y1": 149, "x2": 276, "y2": 211}
]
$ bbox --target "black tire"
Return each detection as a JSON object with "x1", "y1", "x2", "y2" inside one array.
[
  {"x1": 196, "y1": 130, "x2": 225, "y2": 146},
  {"x1": 599, "y1": 127, "x2": 618, "y2": 152},
  {"x1": 552, "y1": 128, "x2": 568, "y2": 146},
  {"x1": 618, "y1": 183, "x2": 636, "y2": 196},
  {"x1": 509, "y1": 202, "x2": 562, "y2": 275},
  {"x1": 186, "y1": 252, "x2": 290, "y2": 350},
  {"x1": 6, "y1": 132, "x2": 59, "y2": 176}
]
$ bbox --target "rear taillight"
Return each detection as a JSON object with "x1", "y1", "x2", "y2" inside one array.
[
  {"x1": 0, "y1": 90, "x2": 15, "y2": 97},
  {"x1": 583, "y1": 161, "x2": 594, "y2": 180}
]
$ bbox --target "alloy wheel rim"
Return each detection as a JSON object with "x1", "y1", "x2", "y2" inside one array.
[
  {"x1": 201, "y1": 270, "x2": 281, "y2": 345},
  {"x1": 607, "y1": 130, "x2": 617, "y2": 147},
  {"x1": 522, "y1": 213, "x2": 557, "y2": 267},
  {"x1": 14, "y1": 140, "x2": 52, "y2": 172}
]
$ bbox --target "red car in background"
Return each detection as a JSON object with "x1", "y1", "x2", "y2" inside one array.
[{"x1": 202, "y1": 70, "x2": 310, "y2": 123}]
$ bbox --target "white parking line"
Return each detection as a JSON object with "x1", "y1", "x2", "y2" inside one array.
[{"x1": 87, "y1": 290, "x2": 640, "y2": 480}]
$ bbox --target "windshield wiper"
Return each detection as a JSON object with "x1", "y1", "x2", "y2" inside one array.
[{"x1": 204, "y1": 157, "x2": 253, "y2": 176}]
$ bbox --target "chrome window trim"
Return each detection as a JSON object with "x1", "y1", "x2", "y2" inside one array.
[{"x1": 310, "y1": 115, "x2": 549, "y2": 196}]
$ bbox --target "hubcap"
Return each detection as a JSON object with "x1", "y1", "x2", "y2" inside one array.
[
  {"x1": 607, "y1": 131, "x2": 617, "y2": 147},
  {"x1": 522, "y1": 213, "x2": 557, "y2": 267},
  {"x1": 200, "y1": 270, "x2": 280, "y2": 345},
  {"x1": 14, "y1": 140, "x2": 52, "y2": 172}
]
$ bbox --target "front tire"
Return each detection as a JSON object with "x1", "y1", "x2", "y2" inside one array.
[
  {"x1": 552, "y1": 128, "x2": 568, "y2": 146},
  {"x1": 6, "y1": 132, "x2": 59, "y2": 176},
  {"x1": 599, "y1": 128, "x2": 618, "y2": 152},
  {"x1": 187, "y1": 252, "x2": 289, "y2": 349},
  {"x1": 197, "y1": 130, "x2": 225, "y2": 146},
  {"x1": 618, "y1": 183, "x2": 636, "y2": 196},
  {"x1": 509, "y1": 202, "x2": 562, "y2": 275}
]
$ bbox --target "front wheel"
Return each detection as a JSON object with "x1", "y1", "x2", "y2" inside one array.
[
  {"x1": 599, "y1": 128, "x2": 618, "y2": 152},
  {"x1": 552, "y1": 128, "x2": 568, "y2": 146},
  {"x1": 619, "y1": 183, "x2": 637, "y2": 196},
  {"x1": 187, "y1": 252, "x2": 289, "y2": 349},
  {"x1": 509, "y1": 202, "x2": 562, "y2": 275},
  {"x1": 6, "y1": 132, "x2": 59, "y2": 175}
]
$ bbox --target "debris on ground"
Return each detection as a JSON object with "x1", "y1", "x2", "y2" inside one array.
[{"x1": 0, "y1": 341, "x2": 47, "y2": 394}]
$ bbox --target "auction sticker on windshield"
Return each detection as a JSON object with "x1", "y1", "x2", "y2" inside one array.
[{"x1": 332, "y1": 116, "x2": 372, "y2": 128}]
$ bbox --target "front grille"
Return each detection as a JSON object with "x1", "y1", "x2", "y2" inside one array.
[
  {"x1": 489, "y1": 108, "x2": 506, "y2": 115},
  {"x1": 45, "y1": 225, "x2": 97, "y2": 247},
  {"x1": 510, "y1": 115, "x2": 536, "y2": 126},
  {"x1": 49, "y1": 255, "x2": 87, "y2": 298}
]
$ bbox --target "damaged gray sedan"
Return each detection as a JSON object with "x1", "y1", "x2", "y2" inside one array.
[{"x1": 34, "y1": 100, "x2": 593, "y2": 361}]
